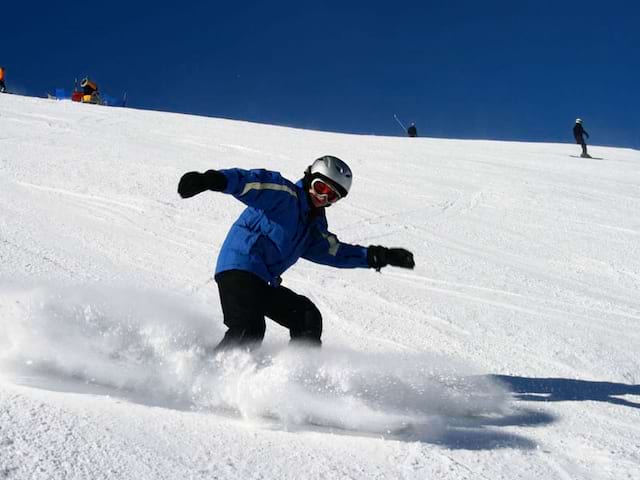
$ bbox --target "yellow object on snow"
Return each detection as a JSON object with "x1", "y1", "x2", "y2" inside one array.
[{"x1": 81, "y1": 77, "x2": 98, "y2": 93}]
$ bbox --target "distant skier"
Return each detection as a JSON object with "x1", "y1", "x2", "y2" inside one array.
[
  {"x1": 573, "y1": 118, "x2": 591, "y2": 158},
  {"x1": 0, "y1": 66, "x2": 6, "y2": 93},
  {"x1": 407, "y1": 122, "x2": 418, "y2": 138},
  {"x1": 178, "y1": 156, "x2": 415, "y2": 351}
]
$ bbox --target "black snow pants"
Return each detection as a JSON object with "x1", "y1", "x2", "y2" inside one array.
[
  {"x1": 575, "y1": 135, "x2": 588, "y2": 156},
  {"x1": 214, "y1": 269, "x2": 322, "y2": 350}
]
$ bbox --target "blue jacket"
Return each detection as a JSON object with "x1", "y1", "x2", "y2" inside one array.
[{"x1": 215, "y1": 168, "x2": 370, "y2": 286}]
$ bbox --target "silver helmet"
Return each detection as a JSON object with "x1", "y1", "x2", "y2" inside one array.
[{"x1": 307, "y1": 155, "x2": 353, "y2": 198}]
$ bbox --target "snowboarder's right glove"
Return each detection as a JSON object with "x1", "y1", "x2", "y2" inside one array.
[
  {"x1": 178, "y1": 170, "x2": 228, "y2": 198},
  {"x1": 367, "y1": 245, "x2": 415, "y2": 271}
]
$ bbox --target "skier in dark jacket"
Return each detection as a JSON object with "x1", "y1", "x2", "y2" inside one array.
[
  {"x1": 573, "y1": 118, "x2": 591, "y2": 158},
  {"x1": 178, "y1": 155, "x2": 415, "y2": 351},
  {"x1": 407, "y1": 123, "x2": 418, "y2": 138}
]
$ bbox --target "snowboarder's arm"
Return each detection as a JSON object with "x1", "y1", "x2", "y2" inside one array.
[
  {"x1": 178, "y1": 168, "x2": 297, "y2": 213},
  {"x1": 218, "y1": 168, "x2": 298, "y2": 211},
  {"x1": 302, "y1": 230, "x2": 370, "y2": 268},
  {"x1": 302, "y1": 229, "x2": 415, "y2": 271}
]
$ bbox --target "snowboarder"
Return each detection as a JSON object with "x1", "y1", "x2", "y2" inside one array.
[
  {"x1": 0, "y1": 66, "x2": 6, "y2": 93},
  {"x1": 177, "y1": 155, "x2": 415, "y2": 351},
  {"x1": 573, "y1": 118, "x2": 591, "y2": 158},
  {"x1": 407, "y1": 123, "x2": 418, "y2": 138}
]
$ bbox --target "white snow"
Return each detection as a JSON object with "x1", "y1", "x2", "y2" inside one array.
[{"x1": 1, "y1": 93, "x2": 639, "y2": 479}]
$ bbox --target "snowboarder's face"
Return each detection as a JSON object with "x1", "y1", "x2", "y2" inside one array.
[{"x1": 309, "y1": 178, "x2": 341, "y2": 208}]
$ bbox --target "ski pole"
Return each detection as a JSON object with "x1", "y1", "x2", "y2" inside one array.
[{"x1": 393, "y1": 114, "x2": 407, "y2": 133}]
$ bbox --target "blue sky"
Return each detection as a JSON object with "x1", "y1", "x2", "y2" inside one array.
[{"x1": 2, "y1": 1, "x2": 638, "y2": 148}]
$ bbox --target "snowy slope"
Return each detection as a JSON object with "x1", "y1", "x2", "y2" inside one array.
[{"x1": 1, "y1": 93, "x2": 639, "y2": 479}]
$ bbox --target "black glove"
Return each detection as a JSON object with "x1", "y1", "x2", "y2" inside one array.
[
  {"x1": 178, "y1": 170, "x2": 227, "y2": 198},
  {"x1": 367, "y1": 245, "x2": 415, "y2": 271}
]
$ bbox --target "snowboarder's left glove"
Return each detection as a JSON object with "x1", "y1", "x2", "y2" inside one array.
[
  {"x1": 367, "y1": 245, "x2": 415, "y2": 271},
  {"x1": 178, "y1": 170, "x2": 228, "y2": 198}
]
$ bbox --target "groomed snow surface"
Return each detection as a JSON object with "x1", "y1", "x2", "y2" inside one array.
[{"x1": 1, "y1": 94, "x2": 639, "y2": 479}]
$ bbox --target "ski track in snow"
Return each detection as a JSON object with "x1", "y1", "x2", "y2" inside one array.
[{"x1": 1, "y1": 94, "x2": 640, "y2": 479}]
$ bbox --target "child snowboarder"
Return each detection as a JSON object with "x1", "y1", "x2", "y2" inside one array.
[{"x1": 178, "y1": 155, "x2": 415, "y2": 350}]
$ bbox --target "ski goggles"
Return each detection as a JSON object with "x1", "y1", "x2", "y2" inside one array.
[{"x1": 311, "y1": 178, "x2": 342, "y2": 203}]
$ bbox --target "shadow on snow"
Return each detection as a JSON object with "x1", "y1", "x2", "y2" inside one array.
[
  {"x1": 492, "y1": 375, "x2": 640, "y2": 409},
  {"x1": 15, "y1": 372, "x2": 637, "y2": 450}
]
